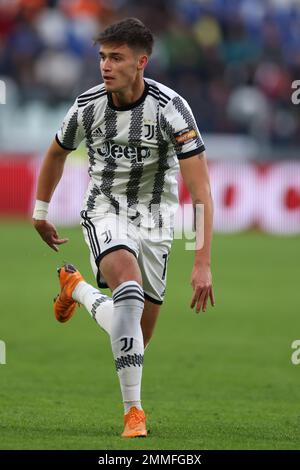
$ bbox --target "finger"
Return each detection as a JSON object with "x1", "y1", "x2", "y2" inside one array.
[
  {"x1": 196, "y1": 288, "x2": 207, "y2": 313},
  {"x1": 50, "y1": 237, "x2": 69, "y2": 251},
  {"x1": 190, "y1": 292, "x2": 197, "y2": 309},
  {"x1": 209, "y1": 287, "x2": 215, "y2": 306},
  {"x1": 45, "y1": 236, "x2": 61, "y2": 252},
  {"x1": 202, "y1": 290, "x2": 209, "y2": 312},
  {"x1": 52, "y1": 238, "x2": 69, "y2": 245},
  {"x1": 190, "y1": 287, "x2": 201, "y2": 308},
  {"x1": 47, "y1": 241, "x2": 58, "y2": 252}
]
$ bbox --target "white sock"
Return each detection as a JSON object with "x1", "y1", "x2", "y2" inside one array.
[
  {"x1": 124, "y1": 400, "x2": 142, "y2": 413},
  {"x1": 72, "y1": 281, "x2": 113, "y2": 336},
  {"x1": 111, "y1": 281, "x2": 145, "y2": 413}
]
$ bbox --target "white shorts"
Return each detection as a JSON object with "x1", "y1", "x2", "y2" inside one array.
[{"x1": 80, "y1": 210, "x2": 173, "y2": 304}]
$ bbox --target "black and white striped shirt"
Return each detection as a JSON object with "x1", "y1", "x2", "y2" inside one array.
[{"x1": 56, "y1": 78, "x2": 205, "y2": 227}]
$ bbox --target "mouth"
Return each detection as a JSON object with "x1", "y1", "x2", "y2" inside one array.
[{"x1": 103, "y1": 76, "x2": 115, "y2": 82}]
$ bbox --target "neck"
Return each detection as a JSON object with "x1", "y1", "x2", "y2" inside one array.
[{"x1": 111, "y1": 77, "x2": 145, "y2": 107}]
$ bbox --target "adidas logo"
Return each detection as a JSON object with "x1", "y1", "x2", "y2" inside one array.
[{"x1": 92, "y1": 127, "x2": 104, "y2": 138}]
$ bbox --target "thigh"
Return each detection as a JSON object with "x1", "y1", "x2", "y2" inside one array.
[
  {"x1": 138, "y1": 227, "x2": 173, "y2": 305},
  {"x1": 80, "y1": 211, "x2": 139, "y2": 289}
]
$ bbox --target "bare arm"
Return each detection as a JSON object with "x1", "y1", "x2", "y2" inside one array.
[
  {"x1": 36, "y1": 138, "x2": 70, "y2": 201},
  {"x1": 179, "y1": 151, "x2": 215, "y2": 313},
  {"x1": 33, "y1": 139, "x2": 71, "y2": 252}
]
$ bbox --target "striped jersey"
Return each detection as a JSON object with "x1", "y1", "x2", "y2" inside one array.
[{"x1": 56, "y1": 78, "x2": 205, "y2": 228}]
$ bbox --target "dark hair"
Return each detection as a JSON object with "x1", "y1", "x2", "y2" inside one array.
[{"x1": 95, "y1": 18, "x2": 154, "y2": 56}]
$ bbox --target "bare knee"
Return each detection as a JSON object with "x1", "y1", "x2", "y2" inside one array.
[{"x1": 99, "y1": 249, "x2": 142, "y2": 291}]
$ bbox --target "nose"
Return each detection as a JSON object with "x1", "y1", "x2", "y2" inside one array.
[{"x1": 101, "y1": 57, "x2": 112, "y2": 72}]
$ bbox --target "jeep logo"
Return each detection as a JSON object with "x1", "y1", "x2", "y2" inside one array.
[{"x1": 97, "y1": 141, "x2": 150, "y2": 162}]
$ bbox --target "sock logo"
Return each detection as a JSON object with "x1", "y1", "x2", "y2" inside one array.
[{"x1": 120, "y1": 337, "x2": 133, "y2": 352}]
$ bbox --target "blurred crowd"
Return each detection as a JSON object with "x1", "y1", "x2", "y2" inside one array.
[{"x1": 0, "y1": 0, "x2": 300, "y2": 148}]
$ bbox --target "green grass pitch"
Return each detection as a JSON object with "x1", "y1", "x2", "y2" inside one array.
[{"x1": 1, "y1": 220, "x2": 300, "y2": 450}]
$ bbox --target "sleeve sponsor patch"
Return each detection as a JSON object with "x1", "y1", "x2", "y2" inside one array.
[{"x1": 174, "y1": 128, "x2": 198, "y2": 144}]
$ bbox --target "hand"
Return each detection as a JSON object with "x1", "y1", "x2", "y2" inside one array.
[
  {"x1": 33, "y1": 219, "x2": 69, "y2": 252},
  {"x1": 190, "y1": 264, "x2": 215, "y2": 313}
]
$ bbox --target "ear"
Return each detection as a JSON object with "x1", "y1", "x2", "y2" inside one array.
[{"x1": 137, "y1": 54, "x2": 148, "y2": 71}]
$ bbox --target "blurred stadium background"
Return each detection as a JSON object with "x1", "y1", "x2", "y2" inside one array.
[{"x1": 1, "y1": 0, "x2": 300, "y2": 450}]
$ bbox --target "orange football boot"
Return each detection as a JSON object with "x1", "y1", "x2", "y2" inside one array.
[
  {"x1": 121, "y1": 407, "x2": 147, "y2": 438},
  {"x1": 53, "y1": 264, "x2": 83, "y2": 323}
]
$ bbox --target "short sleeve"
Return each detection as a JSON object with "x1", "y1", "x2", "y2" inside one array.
[
  {"x1": 56, "y1": 100, "x2": 84, "y2": 151},
  {"x1": 160, "y1": 95, "x2": 205, "y2": 160}
]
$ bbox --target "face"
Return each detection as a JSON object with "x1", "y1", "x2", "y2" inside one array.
[{"x1": 99, "y1": 43, "x2": 148, "y2": 92}]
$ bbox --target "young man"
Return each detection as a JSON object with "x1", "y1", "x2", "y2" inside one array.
[{"x1": 33, "y1": 18, "x2": 215, "y2": 438}]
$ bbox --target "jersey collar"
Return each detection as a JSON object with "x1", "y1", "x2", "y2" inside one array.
[{"x1": 107, "y1": 80, "x2": 149, "y2": 111}]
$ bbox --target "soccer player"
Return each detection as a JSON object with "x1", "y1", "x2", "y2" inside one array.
[{"x1": 32, "y1": 18, "x2": 215, "y2": 438}]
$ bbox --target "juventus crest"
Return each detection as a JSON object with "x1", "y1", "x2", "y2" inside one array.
[{"x1": 144, "y1": 124, "x2": 155, "y2": 140}]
